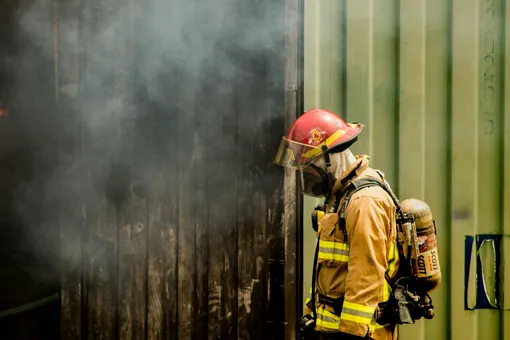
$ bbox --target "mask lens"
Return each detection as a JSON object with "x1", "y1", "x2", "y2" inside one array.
[{"x1": 299, "y1": 168, "x2": 326, "y2": 197}]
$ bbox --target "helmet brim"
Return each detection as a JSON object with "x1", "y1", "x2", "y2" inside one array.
[{"x1": 326, "y1": 123, "x2": 364, "y2": 153}]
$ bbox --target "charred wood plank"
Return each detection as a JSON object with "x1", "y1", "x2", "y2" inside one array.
[
  {"x1": 56, "y1": 0, "x2": 84, "y2": 338},
  {"x1": 145, "y1": 112, "x2": 179, "y2": 340},
  {"x1": 251, "y1": 191, "x2": 269, "y2": 340},
  {"x1": 117, "y1": 184, "x2": 148, "y2": 340},
  {"x1": 176, "y1": 0, "x2": 198, "y2": 335},
  {"x1": 59, "y1": 102, "x2": 83, "y2": 340},
  {"x1": 261, "y1": 0, "x2": 287, "y2": 335},
  {"x1": 194, "y1": 68, "x2": 209, "y2": 340},
  {"x1": 85, "y1": 196, "x2": 117, "y2": 340},
  {"x1": 283, "y1": 0, "x2": 303, "y2": 338}
]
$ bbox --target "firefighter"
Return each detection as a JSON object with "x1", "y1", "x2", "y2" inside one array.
[{"x1": 273, "y1": 108, "x2": 399, "y2": 340}]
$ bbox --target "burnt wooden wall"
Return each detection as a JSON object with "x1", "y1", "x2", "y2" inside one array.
[{"x1": 56, "y1": 0, "x2": 303, "y2": 339}]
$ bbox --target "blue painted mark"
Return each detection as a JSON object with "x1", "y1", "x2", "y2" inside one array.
[{"x1": 464, "y1": 234, "x2": 503, "y2": 310}]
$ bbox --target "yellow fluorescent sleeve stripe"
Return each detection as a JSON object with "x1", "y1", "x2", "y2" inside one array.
[
  {"x1": 317, "y1": 308, "x2": 341, "y2": 321},
  {"x1": 316, "y1": 318, "x2": 340, "y2": 329},
  {"x1": 318, "y1": 252, "x2": 349, "y2": 262},
  {"x1": 318, "y1": 246, "x2": 349, "y2": 256},
  {"x1": 318, "y1": 240, "x2": 350, "y2": 261},
  {"x1": 315, "y1": 306, "x2": 341, "y2": 330},
  {"x1": 340, "y1": 313, "x2": 373, "y2": 325},
  {"x1": 319, "y1": 240, "x2": 349, "y2": 251},
  {"x1": 342, "y1": 301, "x2": 376, "y2": 315},
  {"x1": 341, "y1": 302, "x2": 375, "y2": 325}
]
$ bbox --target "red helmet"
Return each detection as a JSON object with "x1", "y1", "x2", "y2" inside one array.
[{"x1": 274, "y1": 108, "x2": 363, "y2": 169}]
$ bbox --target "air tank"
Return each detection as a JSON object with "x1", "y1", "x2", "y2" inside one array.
[{"x1": 401, "y1": 198, "x2": 442, "y2": 293}]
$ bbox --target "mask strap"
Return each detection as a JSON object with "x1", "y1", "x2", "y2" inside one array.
[
  {"x1": 322, "y1": 145, "x2": 331, "y2": 169},
  {"x1": 307, "y1": 146, "x2": 335, "y2": 194},
  {"x1": 322, "y1": 146, "x2": 334, "y2": 191}
]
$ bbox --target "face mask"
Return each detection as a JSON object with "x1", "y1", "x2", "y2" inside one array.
[{"x1": 299, "y1": 159, "x2": 334, "y2": 198}]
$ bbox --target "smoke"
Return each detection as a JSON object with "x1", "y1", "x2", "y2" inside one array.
[{"x1": 0, "y1": 0, "x2": 289, "y2": 312}]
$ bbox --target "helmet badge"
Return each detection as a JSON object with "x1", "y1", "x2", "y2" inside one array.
[{"x1": 308, "y1": 128, "x2": 326, "y2": 146}]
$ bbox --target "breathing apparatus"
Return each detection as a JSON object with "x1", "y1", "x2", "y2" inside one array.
[
  {"x1": 375, "y1": 193, "x2": 439, "y2": 325},
  {"x1": 299, "y1": 145, "x2": 335, "y2": 198},
  {"x1": 377, "y1": 197, "x2": 441, "y2": 325}
]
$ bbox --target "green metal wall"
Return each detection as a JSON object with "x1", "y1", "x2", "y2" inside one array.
[{"x1": 302, "y1": 0, "x2": 509, "y2": 339}]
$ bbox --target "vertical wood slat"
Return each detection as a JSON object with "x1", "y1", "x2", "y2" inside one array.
[
  {"x1": 86, "y1": 196, "x2": 117, "y2": 340},
  {"x1": 144, "y1": 0, "x2": 180, "y2": 338},
  {"x1": 203, "y1": 31, "x2": 220, "y2": 340},
  {"x1": 234, "y1": 2, "x2": 275, "y2": 337},
  {"x1": 284, "y1": 0, "x2": 302, "y2": 338},
  {"x1": 192, "y1": 1, "x2": 212, "y2": 330},
  {"x1": 218, "y1": 2, "x2": 239, "y2": 335},
  {"x1": 145, "y1": 70, "x2": 180, "y2": 340},
  {"x1": 234, "y1": 10, "x2": 257, "y2": 331},
  {"x1": 81, "y1": 0, "x2": 123, "y2": 338},
  {"x1": 200, "y1": 1, "x2": 230, "y2": 337},
  {"x1": 266, "y1": 4, "x2": 287, "y2": 336},
  {"x1": 58, "y1": 75, "x2": 83, "y2": 339},
  {"x1": 176, "y1": 0, "x2": 197, "y2": 335},
  {"x1": 194, "y1": 2, "x2": 210, "y2": 334},
  {"x1": 118, "y1": 190, "x2": 148, "y2": 339},
  {"x1": 217, "y1": 5, "x2": 240, "y2": 337},
  {"x1": 57, "y1": 0, "x2": 83, "y2": 338},
  {"x1": 116, "y1": 2, "x2": 149, "y2": 338}
]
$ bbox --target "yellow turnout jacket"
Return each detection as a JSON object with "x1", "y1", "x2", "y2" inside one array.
[{"x1": 304, "y1": 155, "x2": 400, "y2": 340}]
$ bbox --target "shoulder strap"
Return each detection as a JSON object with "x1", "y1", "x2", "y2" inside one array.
[
  {"x1": 339, "y1": 176, "x2": 402, "y2": 232},
  {"x1": 310, "y1": 233, "x2": 320, "y2": 320}
]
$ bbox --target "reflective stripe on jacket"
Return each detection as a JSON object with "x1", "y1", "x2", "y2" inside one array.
[{"x1": 304, "y1": 155, "x2": 400, "y2": 340}]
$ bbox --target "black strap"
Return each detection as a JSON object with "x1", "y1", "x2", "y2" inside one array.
[
  {"x1": 310, "y1": 234, "x2": 320, "y2": 320},
  {"x1": 384, "y1": 272, "x2": 396, "y2": 292},
  {"x1": 318, "y1": 294, "x2": 344, "y2": 315}
]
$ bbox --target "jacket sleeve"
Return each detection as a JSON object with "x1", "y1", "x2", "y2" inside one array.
[{"x1": 338, "y1": 195, "x2": 391, "y2": 337}]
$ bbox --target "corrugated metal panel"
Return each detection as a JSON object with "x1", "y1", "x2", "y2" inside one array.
[{"x1": 303, "y1": 0, "x2": 509, "y2": 339}]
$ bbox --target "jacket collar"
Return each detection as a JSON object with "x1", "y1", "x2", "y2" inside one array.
[{"x1": 331, "y1": 154, "x2": 370, "y2": 194}]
